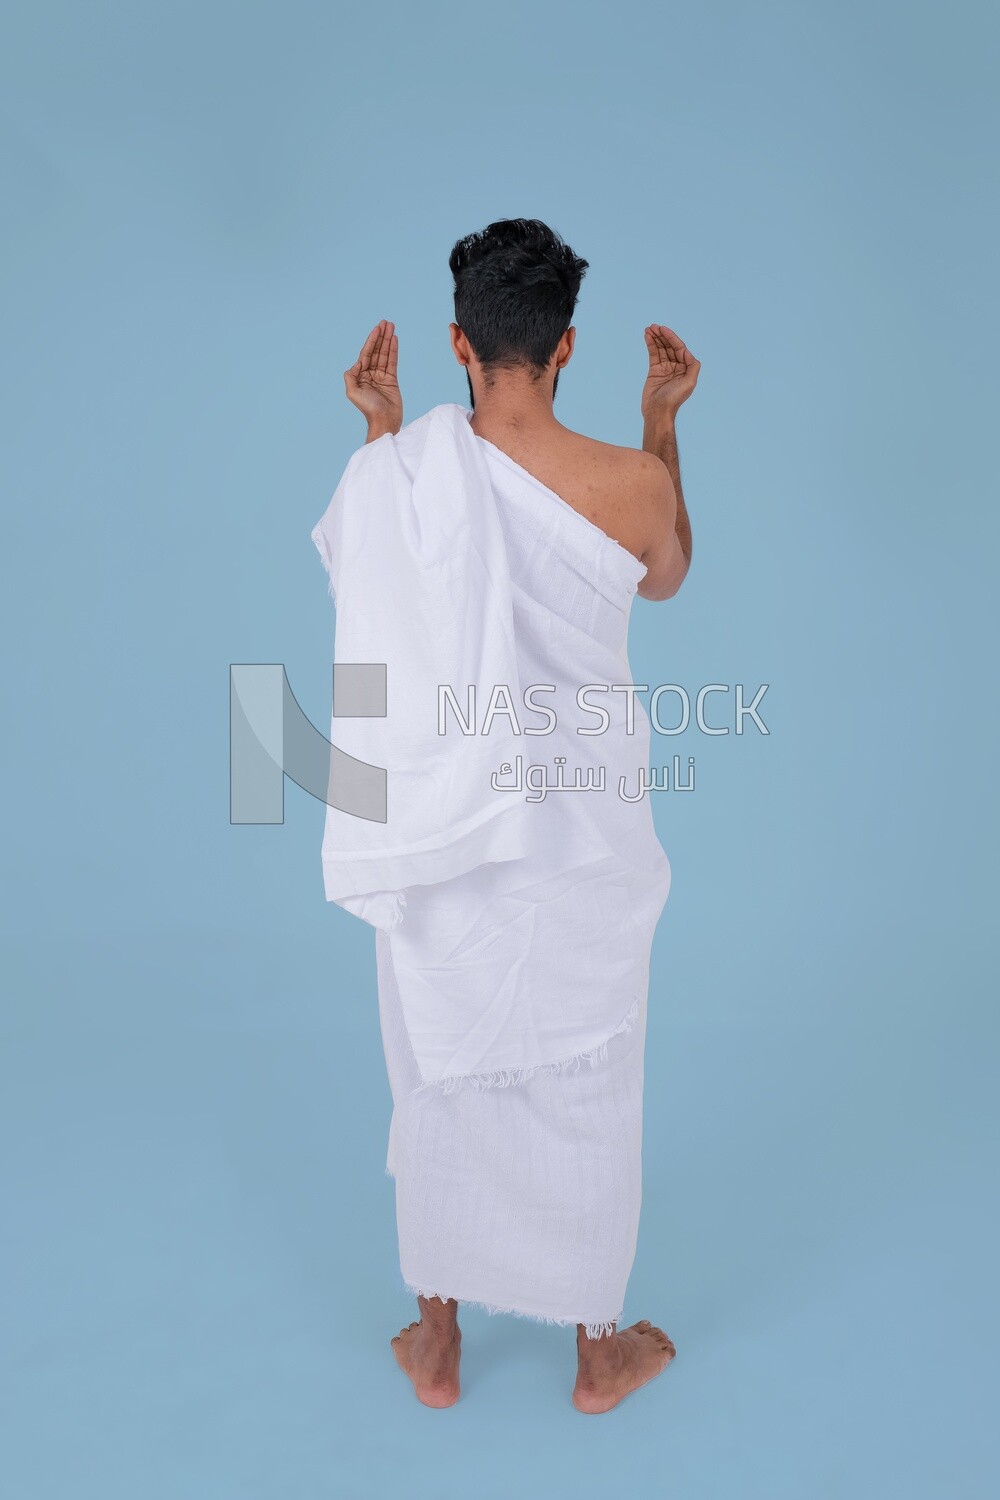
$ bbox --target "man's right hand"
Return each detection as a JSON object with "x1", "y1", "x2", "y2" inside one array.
[{"x1": 344, "y1": 319, "x2": 403, "y2": 440}]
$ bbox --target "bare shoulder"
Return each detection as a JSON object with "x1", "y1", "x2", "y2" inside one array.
[
  {"x1": 558, "y1": 431, "x2": 674, "y2": 540},
  {"x1": 563, "y1": 429, "x2": 669, "y2": 496},
  {"x1": 546, "y1": 428, "x2": 685, "y2": 601},
  {"x1": 527, "y1": 429, "x2": 665, "y2": 566},
  {"x1": 618, "y1": 445, "x2": 673, "y2": 506}
]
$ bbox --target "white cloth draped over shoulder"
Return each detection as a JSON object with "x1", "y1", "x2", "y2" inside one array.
[
  {"x1": 309, "y1": 403, "x2": 531, "y2": 935},
  {"x1": 313, "y1": 405, "x2": 671, "y2": 1098},
  {"x1": 311, "y1": 403, "x2": 673, "y2": 1333},
  {"x1": 310, "y1": 402, "x2": 671, "y2": 1093}
]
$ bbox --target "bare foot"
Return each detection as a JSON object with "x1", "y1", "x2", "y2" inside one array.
[
  {"x1": 391, "y1": 1297, "x2": 462, "y2": 1408},
  {"x1": 572, "y1": 1319, "x2": 676, "y2": 1414}
]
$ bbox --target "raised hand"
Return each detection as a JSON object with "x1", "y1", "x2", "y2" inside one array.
[
  {"x1": 344, "y1": 319, "x2": 403, "y2": 437},
  {"x1": 641, "y1": 324, "x2": 701, "y2": 426}
]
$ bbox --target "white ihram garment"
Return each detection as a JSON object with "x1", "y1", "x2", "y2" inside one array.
[{"x1": 310, "y1": 404, "x2": 671, "y2": 1335}]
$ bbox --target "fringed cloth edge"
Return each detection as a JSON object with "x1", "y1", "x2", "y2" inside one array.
[
  {"x1": 403, "y1": 1283, "x2": 621, "y2": 1342},
  {"x1": 409, "y1": 995, "x2": 641, "y2": 1096}
]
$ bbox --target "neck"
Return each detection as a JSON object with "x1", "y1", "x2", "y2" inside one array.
[{"x1": 468, "y1": 368, "x2": 561, "y2": 439}]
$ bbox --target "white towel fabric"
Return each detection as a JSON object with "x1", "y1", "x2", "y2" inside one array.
[
  {"x1": 311, "y1": 404, "x2": 672, "y2": 1332},
  {"x1": 376, "y1": 920, "x2": 650, "y2": 1338},
  {"x1": 310, "y1": 403, "x2": 531, "y2": 934}
]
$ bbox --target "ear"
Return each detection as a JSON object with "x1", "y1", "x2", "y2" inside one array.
[
  {"x1": 555, "y1": 326, "x2": 576, "y2": 369},
  {"x1": 449, "y1": 323, "x2": 471, "y2": 366}
]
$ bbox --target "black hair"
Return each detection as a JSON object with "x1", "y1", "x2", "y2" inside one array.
[{"x1": 448, "y1": 219, "x2": 589, "y2": 375}]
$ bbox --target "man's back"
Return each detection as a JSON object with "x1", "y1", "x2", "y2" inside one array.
[{"x1": 468, "y1": 417, "x2": 683, "y2": 596}]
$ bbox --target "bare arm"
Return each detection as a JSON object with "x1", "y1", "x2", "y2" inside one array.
[
  {"x1": 643, "y1": 414, "x2": 691, "y2": 565},
  {"x1": 636, "y1": 325, "x2": 700, "y2": 601}
]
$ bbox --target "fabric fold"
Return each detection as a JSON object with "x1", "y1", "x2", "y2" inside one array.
[
  {"x1": 316, "y1": 399, "x2": 674, "y2": 1331},
  {"x1": 310, "y1": 404, "x2": 529, "y2": 930}
]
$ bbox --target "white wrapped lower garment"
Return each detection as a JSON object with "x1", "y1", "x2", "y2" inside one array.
[
  {"x1": 377, "y1": 925, "x2": 650, "y2": 1338},
  {"x1": 311, "y1": 406, "x2": 672, "y2": 1335}
]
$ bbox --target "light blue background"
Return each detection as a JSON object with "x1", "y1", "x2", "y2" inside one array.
[{"x1": 2, "y1": 2, "x2": 997, "y2": 1496}]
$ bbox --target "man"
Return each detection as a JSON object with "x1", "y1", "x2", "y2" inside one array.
[{"x1": 319, "y1": 219, "x2": 697, "y2": 1413}]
